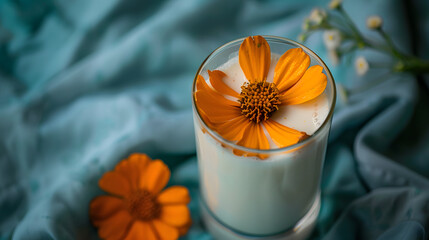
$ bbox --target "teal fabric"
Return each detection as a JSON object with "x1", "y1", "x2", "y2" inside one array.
[{"x1": 1, "y1": 0, "x2": 428, "y2": 239}]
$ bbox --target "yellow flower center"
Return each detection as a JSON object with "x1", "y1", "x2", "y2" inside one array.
[
  {"x1": 125, "y1": 190, "x2": 161, "y2": 221},
  {"x1": 239, "y1": 81, "x2": 281, "y2": 123}
]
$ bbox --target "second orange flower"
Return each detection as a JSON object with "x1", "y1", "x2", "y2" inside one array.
[{"x1": 90, "y1": 154, "x2": 191, "y2": 240}]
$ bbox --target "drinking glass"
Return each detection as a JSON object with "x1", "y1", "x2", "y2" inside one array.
[{"x1": 192, "y1": 36, "x2": 336, "y2": 240}]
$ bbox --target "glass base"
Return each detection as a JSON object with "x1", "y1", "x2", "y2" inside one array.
[{"x1": 200, "y1": 194, "x2": 321, "y2": 240}]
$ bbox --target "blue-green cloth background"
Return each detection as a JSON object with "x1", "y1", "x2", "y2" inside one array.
[{"x1": 1, "y1": 0, "x2": 429, "y2": 239}]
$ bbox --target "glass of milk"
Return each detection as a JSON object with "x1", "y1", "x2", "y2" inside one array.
[{"x1": 192, "y1": 36, "x2": 336, "y2": 240}]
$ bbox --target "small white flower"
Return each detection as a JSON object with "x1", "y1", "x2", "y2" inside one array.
[
  {"x1": 309, "y1": 8, "x2": 327, "y2": 25},
  {"x1": 323, "y1": 29, "x2": 341, "y2": 50},
  {"x1": 355, "y1": 56, "x2": 369, "y2": 76},
  {"x1": 328, "y1": 50, "x2": 339, "y2": 66},
  {"x1": 366, "y1": 16, "x2": 383, "y2": 29},
  {"x1": 329, "y1": 0, "x2": 342, "y2": 9}
]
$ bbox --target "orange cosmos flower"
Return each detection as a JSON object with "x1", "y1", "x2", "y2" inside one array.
[
  {"x1": 90, "y1": 153, "x2": 191, "y2": 240},
  {"x1": 195, "y1": 36, "x2": 327, "y2": 153}
]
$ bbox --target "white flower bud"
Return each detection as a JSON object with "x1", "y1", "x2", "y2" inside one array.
[
  {"x1": 309, "y1": 8, "x2": 327, "y2": 25},
  {"x1": 329, "y1": 0, "x2": 342, "y2": 9},
  {"x1": 366, "y1": 16, "x2": 383, "y2": 29}
]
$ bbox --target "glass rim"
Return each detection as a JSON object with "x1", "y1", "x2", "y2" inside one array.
[{"x1": 192, "y1": 35, "x2": 336, "y2": 154}]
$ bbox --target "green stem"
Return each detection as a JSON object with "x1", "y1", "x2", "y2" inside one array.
[
  {"x1": 337, "y1": 42, "x2": 358, "y2": 56},
  {"x1": 362, "y1": 41, "x2": 392, "y2": 54},
  {"x1": 338, "y1": 7, "x2": 365, "y2": 45},
  {"x1": 369, "y1": 62, "x2": 393, "y2": 68},
  {"x1": 336, "y1": 7, "x2": 394, "y2": 56},
  {"x1": 377, "y1": 29, "x2": 403, "y2": 59},
  {"x1": 394, "y1": 57, "x2": 429, "y2": 74},
  {"x1": 327, "y1": 13, "x2": 357, "y2": 35}
]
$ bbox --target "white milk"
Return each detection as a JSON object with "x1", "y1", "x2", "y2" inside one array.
[{"x1": 194, "y1": 55, "x2": 331, "y2": 237}]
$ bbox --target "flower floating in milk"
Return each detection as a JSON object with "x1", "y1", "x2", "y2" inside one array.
[{"x1": 194, "y1": 36, "x2": 327, "y2": 156}]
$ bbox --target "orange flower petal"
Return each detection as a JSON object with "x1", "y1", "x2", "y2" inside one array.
[
  {"x1": 195, "y1": 75, "x2": 241, "y2": 124},
  {"x1": 160, "y1": 205, "x2": 191, "y2": 227},
  {"x1": 239, "y1": 36, "x2": 271, "y2": 83},
  {"x1": 90, "y1": 196, "x2": 124, "y2": 227},
  {"x1": 114, "y1": 154, "x2": 150, "y2": 191},
  {"x1": 99, "y1": 172, "x2": 130, "y2": 197},
  {"x1": 152, "y1": 220, "x2": 180, "y2": 240},
  {"x1": 128, "y1": 153, "x2": 151, "y2": 184},
  {"x1": 157, "y1": 186, "x2": 191, "y2": 205},
  {"x1": 273, "y1": 48, "x2": 310, "y2": 92},
  {"x1": 236, "y1": 122, "x2": 270, "y2": 150},
  {"x1": 215, "y1": 116, "x2": 252, "y2": 142},
  {"x1": 196, "y1": 74, "x2": 240, "y2": 106},
  {"x1": 263, "y1": 120, "x2": 305, "y2": 148},
  {"x1": 196, "y1": 74, "x2": 239, "y2": 107},
  {"x1": 280, "y1": 65, "x2": 327, "y2": 105},
  {"x1": 114, "y1": 160, "x2": 138, "y2": 191},
  {"x1": 197, "y1": 108, "x2": 216, "y2": 131},
  {"x1": 97, "y1": 210, "x2": 133, "y2": 240},
  {"x1": 208, "y1": 70, "x2": 240, "y2": 98},
  {"x1": 124, "y1": 221, "x2": 157, "y2": 240},
  {"x1": 139, "y1": 160, "x2": 170, "y2": 195},
  {"x1": 178, "y1": 219, "x2": 193, "y2": 236}
]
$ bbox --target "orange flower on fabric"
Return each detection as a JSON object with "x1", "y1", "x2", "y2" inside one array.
[
  {"x1": 195, "y1": 36, "x2": 327, "y2": 154},
  {"x1": 90, "y1": 153, "x2": 191, "y2": 240}
]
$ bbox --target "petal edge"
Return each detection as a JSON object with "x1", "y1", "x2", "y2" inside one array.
[
  {"x1": 208, "y1": 70, "x2": 240, "y2": 98},
  {"x1": 263, "y1": 120, "x2": 305, "y2": 148},
  {"x1": 280, "y1": 65, "x2": 327, "y2": 105},
  {"x1": 239, "y1": 36, "x2": 271, "y2": 83},
  {"x1": 273, "y1": 48, "x2": 310, "y2": 93}
]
